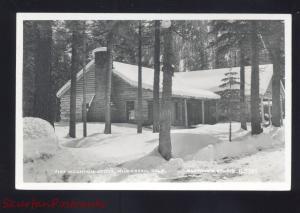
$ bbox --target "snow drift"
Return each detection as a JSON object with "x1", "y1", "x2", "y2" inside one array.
[
  {"x1": 171, "y1": 133, "x2": 221, "y2": 159},
  {"x1": 23, "y1": 117, "x2": 90, "y2": 182},
  {"x1": 23, "y1": 121, "x2": 285, "y2": 183},
  {"x1": 119, "y1": 126, "x2": 284, "y2": 180},
  {"x1": 193, "y1": 132, "x2": 283, "y2": 161},
  {"x1": 23, "y1": 117, "x2": 58, "y2": 163},
  {"x1": 23, "y1": 117, "x2": 56, "y2": 140}
]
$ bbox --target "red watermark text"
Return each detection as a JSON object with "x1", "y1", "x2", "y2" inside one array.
[{"x1": 1, "y1": 198, "x2": 107, "y2": 209}]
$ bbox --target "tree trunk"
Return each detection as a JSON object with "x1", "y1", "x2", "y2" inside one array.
[
  {"x1": 33, "y1": 21, "x2": 54, "y2": 125},
  {"x1": 23, "y1": 21, "x2": 36, "y2": 117},
  {"x1": 137, "y1": 21, "x2": 143, "y2": 133},
  {"x1": 153, "y1": 20, "x2": 161, "y2": 133},
  {"x1": 250, "y1": 21, "x2": 263, "y2": 135},
  {"x1": 260, "y1": 21, "x2": 283, "y2": 127},
  {"x1": 159, "y1": 23, "x2": 173, "y2": 160},
  {"x1": 69, "y1": 21, "x2": 80, "y2": 138},
  {"x1": 104, "y1": 33, "x2": 113, "y2": 134},
  {"x1": 82, "y1": 22, "x2": 87, "y2": 137},
  {"x1": 239, "y1": 40, "x2": 247, "y2": 130},
  {"x1": 271, "y1": 60, "x2": 282, "y2": 127},
  {"x1": 268, "y1": 44, "x2": 283, "y2": 127}
]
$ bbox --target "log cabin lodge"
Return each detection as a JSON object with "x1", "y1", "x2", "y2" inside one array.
[{"x1": 56, "y1": 47, "x2": 274, "y2": 127}]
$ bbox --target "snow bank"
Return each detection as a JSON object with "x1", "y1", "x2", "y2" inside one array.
[
  {"x1": 37, "y1": 122, "x2": 285, "y2": 183},
  {"x1": 171, "y1": 133, "x2": 221, "y2": 160},
  {"x1": 23, "y1": 118, "x2": 91, "y2": 182},
  {"x1": 23, "y1": 117, "x2": 58, "y2": 163},
  {"x1": 193, "y1": 130, "x2": 284, "y2": 162},
  {"x1": 269, "y1": 127, "x2": 284, "y2": 143},
  {"x1": 23, "y1": 117, "x2": 56, "y2": 140},
  {"x1": 119, "y1": 133, "x2": 221, "y2": 179},
  {"x1": 120, "y1": 127, "x2": 284, "y2": 180},
  {"x1": 121, "y1": 133, "x2": 220, "y2": 169},
  {"x1": 121, "y1": 148, "x2": 166, "y2": 170},
  {"x1": 23, "y1": 148, "x2": 91, "y2": 183}
]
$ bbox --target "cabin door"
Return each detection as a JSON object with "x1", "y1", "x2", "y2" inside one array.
[
  {"x1": 187, "y1": 101, "x2": 202, "y2": 125},
  {"x1": 126, "y1": 101, "x2": 135, "y2": 122}
]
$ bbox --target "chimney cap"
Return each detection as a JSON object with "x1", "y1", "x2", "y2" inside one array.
[{"x1": 92, "y1": 47, "x2": 107, "y2": 54}]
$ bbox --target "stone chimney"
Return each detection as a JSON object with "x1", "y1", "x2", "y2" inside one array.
[{"x1": 92, "y1": 47, "x2": 108, "y2": 121}]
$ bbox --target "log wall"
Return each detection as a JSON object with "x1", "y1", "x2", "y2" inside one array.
[{"x1": 59, "y1": 64, "x2": 95, "y2": 121}]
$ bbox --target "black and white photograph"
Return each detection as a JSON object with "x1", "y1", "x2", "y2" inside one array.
[{"x1": 16, "y1": 13, "x2": 291, "y2": 190}]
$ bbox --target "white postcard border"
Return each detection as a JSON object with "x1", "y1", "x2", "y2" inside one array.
[{"x1": 16, "y1": 13, "x2": 292, "y2": 190}]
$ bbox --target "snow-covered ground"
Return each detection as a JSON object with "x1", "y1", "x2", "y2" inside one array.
[{"x1": 23, "y1": 118, "x2": 285, "y2": 183}]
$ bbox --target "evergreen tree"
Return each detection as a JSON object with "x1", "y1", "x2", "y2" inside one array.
[
  {"x1": 159, "y1": 21, "x2": 174, "y2": 160},
  {"x1": 91, "y1": 20, "x2": 140, "y2": 134},
  {"x1": 209, "y1": 20, "x2": 251, "y2": 129},
  {"x1": 219, "y1": 51, "x2": 240, "y2": 141},
  {"x1": 239, "y1": 39, "x2": 247, "y2": 130},
  {"x1": 259, "y1": 21, "x2": 284, "y2": 127},
  {"x1": 250, "y1": 21, "x2": 263, "y2": 135},
  {"x1": 68, "y1": 21, "x2": 81, "y2": 137},
  {"x1": 104, "y1": 30, "x2": 113, "y2": 134},
  {"x1": 153, "y1": 20, "x2": 161, "y2": 133},
  {"x1": 172, "y1": 20, "x2": 211, "y2": 71},
  {"x1": 82, "y1": 21, "x2": 87, "y2": 137},
  {"x1": 23, "y1": 21, "x2": 36, "y2": 117},
  {"x1": 137, "y1": 21, "x2": 143, "y2": 133},
  {"x1": 33, "y1": 21, "x2": 54, "y2": 125}
]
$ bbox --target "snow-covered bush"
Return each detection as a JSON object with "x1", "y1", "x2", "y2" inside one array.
[
  {"x1": 23, "y1": 117, "x2": 58, "y2": 163},
  {"x1": 23, "y1": 117, "x2": 56, "y2": 140},
  {"x1": 23, "y1": 117, "x2": 92, "y2": 183}
]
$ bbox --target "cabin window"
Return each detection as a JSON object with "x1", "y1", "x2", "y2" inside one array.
[{"x1": 126, "y1": 101, "x2": 135, "y2": 121}]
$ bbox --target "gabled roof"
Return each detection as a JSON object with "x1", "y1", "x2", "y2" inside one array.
[
  {"x1": 56, "y1": 61, "x2": 273, "y2": 100},
  {"x1": 56, "y1": 59, "x2": 95, "y2": 98}
]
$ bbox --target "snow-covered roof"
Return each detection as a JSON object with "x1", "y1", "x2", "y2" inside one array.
[
  {"x1": 57, "y1": 60, "x2": 220, "y2": 99},
  {"x1": 174, "y1": 64, "x2": 273, "y2": 96},
  {"x1": 92, "y1": 47, "x2": 107, "y2": 54},
  {"x1": 56, "y1": 61, "x2": 273, "y2": 100},
  {"x1": 112, "y1": 62, "x2": 220, "y2": 100}
]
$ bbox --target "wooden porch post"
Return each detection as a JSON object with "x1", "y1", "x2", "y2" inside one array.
[
  {"x1": 280, "y1": 95, "x2": 284, "y2": 126},
  {"x1": 268, "y1": 98, "x2": 272, "y2": 125},
  {"x1": 261, "y1": 97, "x2": 265, "y2": 123},
  {"x1": 215, "y1": 100, "x2": 219, "y2": 123},
  {"x1": 183, "y1": 99, "x2": 188, "y2": 128},
  {"x1": 202, "y1": 100, "x2": 205, "y2": 124}
]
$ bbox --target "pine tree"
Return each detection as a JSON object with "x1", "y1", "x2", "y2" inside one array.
[
  {"x1": 82, "y1": 21, "x2": 87, "y2": 137},
  {"x1": 153, "y1": 20, "x2": 161, "y2": 133},
  {"x1": 159, "y1": 21, "x2": 174, "y2": 160},
  {"x1": 33, "y1": 21, "x2": 54, "y2": 125},
  {"x1": 69, "y1": 21, "x2": 81, "y2": 137},
  {"x1": 104, "y1": 31, "x2": 113, "y2": 134},
  {"x1": 23, "y1": 21, "x2": 36, "y2": 117},
  {"x1": 219, "y1": 52, "x2": 240, "y2": 141},
  {"x1": 250, "y1": 21, "x2": 263, "y2": 135},
  {"x1": 259, "y1": 21, "x2": 284, "y2": 127},
  {"x1": 93, "y1": 20, "x2": 138, "y2": 134},
  {"x1": 137, "y1": 21, "x2": 143, "y2": 133},
  {"x1": 239, "y1": 39, "x2": 247, "y2": 130},
  {"x1": 209, "y1": 20, "x2": 252, "y2": 129}
]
